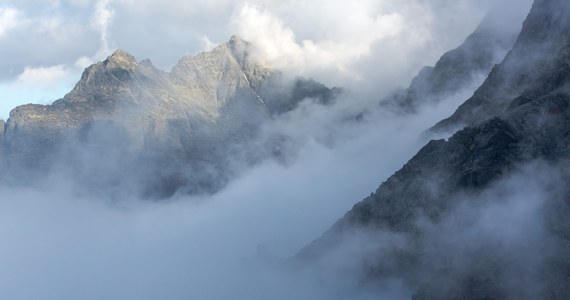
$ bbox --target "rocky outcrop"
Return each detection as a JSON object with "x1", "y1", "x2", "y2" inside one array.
[
  {"x1": 0, "y1": 36, "x2": 336, "y2": 198},
  {"x1": 305, "y1": 88, "x2": 570, "y2": 300},
  {"x1": 433, "y1": 0, "x2": 570, "y2": 132},
  {"x1": 302, "y1": 0, "x2": 570, "y2": 298},
  {"x1": 381, "y1": 11, "x2": 522, "y2": 113}
]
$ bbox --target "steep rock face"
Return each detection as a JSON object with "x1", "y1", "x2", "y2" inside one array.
[
  {"x1": 303, "y1": 0, "x2": 570, "y2": 298},
  {"x1": 0, "y1": 36, "x2": 336, "y2": 198},
  {"x1": 304, "y1": 84, "x2": 570, "y2": 300},
  {"x1": 434, "y1": 0, "x2": 570, "y2": 131},
  {"x1": 381, "y1": 12, "x2": 521, "y2": 113}
]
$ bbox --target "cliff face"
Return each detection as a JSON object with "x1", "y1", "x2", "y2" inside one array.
[
  {"x1": 0, "y1": 36, "x2": 336, "y2": 198},
  {"x1": 303, "y1": 0, "x2": 570, "y2": 298},
  {"x1": 433, "y1": 0, "x2": 570, "y2": 131},
  {"x1": 381, "y1": 11, "x2": 522, "y2": 113}
]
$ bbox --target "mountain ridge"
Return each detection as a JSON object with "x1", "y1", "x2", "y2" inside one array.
[
  {"x1": 433, "y1": 0, "x2": 570, "y2": 132},
  {"x1": 301, "y1": 0, "x2": 570, "y2": 298},
  {"x1": 0, "y1": 36, "x2": 337, "y2": 198},
  {"x1": 381, "y1": 11, "x2": 522, "y2": 113}
]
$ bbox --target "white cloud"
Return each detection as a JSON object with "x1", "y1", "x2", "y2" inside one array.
[
  {"x1": 0, "y1": 65, "x2": 79, "y2": 119},
  {"x1": 0, "y1": 68, "x2": 490, "y2": 298},
  {"x1": 232, "y1": 3, "x2": 407, "y2": 83},
  {"x1": 0, "y1": 1, "x2": 540, "y2": 298},
  {"x1": 0, "y1": 0, "x2": 532, "y2": 118},
  {"x1": 228, "y1": 0, "x2": 497, "y2": 91},
  {"x1": 16, "y1": 65, "x2": 71, "y2": 86},
  {"x1": 0, "y1": 7, "x2": 21, "y2": 37},
  {"x1": 91, "y1": 0, "x2": 115, "y2": 59}
]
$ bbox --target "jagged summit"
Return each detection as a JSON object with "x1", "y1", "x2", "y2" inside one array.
[
  {"x1": 0, "y1": 36, "x2": 337, "y2": 198},
  {"x1": 226, "y1": 35, "x2": 254, "y2": 65},
  {"x1": 105, "y1": 49, "x2": 138, "y2": 71},
  {"x1": 227, "y1": 35, "x2": 248, "y2": 52}
]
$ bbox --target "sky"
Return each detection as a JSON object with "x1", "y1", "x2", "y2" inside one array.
[
  {"x1": 0, "y1": 1, "x2": 538, "y2": 299},
  {"x1": 0, "y1": 0, "x2": 531, "y2": 120}
]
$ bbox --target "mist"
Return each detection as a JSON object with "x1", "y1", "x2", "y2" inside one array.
[
  {"x1": 307, "y1": 160, "x2": 567, "y2": 299},
  {"x1": 0, "y1": 0, "x2": 532, "y2": 119},
  {"x1": 0, "y1": 126, "x2": 561, "y2": 299},
  {"x1": 0, "y1": 1, "x2": 540, "y2": 299},
  {"x1": 0, "y1": 68, "x2": 491, "y2": 299}
]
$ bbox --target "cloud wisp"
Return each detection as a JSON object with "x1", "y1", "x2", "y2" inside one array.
[
  {"x1": 0, "y1": 0, "x2": 532, "y2": 119},
  {"x1": 0, "y1": 59, "x2": 491, "y2": 299},
  {"x1": 0, "y1": 1, "x2": 539, "y2": 299}
]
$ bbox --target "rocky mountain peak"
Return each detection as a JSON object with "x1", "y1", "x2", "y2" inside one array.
[
  {"x1": 104, "y1": 49, "x2": 138, "y2": 72},
  {"x1": 62, "y1": 50, "x2": 139, "y2": 103},
  {"x1": 226, "y1": 35, "x2": 251, "y2": 65},
  {"x1": 0, "y1": 36, "x2": 336, "y2": 198}
]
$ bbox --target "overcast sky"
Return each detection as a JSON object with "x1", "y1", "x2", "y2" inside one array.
[
  {"x1": 0, "y1": 0, "x2": 532, "y2": 120},
  {"x1": 0, "y1": 1, "x2": 538, "y2": 298}
]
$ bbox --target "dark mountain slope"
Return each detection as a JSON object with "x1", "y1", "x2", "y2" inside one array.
[
  {"x1": 381, "y1": 12, "x2": 521, "y2": 113},
  {"x1": 301, "y1": 0, "x2": 570, "y2": 298},
  {"x1": 434, "y1": 0, "x2": 570, "y2": 131}
]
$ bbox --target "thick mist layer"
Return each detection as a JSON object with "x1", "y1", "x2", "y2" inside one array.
[
  {"x1": 307, "y1": 161, "x2": 567, "y2": 299},
  {"x1": 0, "y1": 1, "x2": 539, "y2": 299},
  {"x1": 0, "y1": 72, "x2": 479, "y2": 299}
]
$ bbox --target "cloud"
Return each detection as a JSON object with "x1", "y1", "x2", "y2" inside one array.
[
  {"x1": 91, "y1": 0, "x2": 114, "y2": 59},
  {"x1": 0, "y1": 4, "x2": 97, "y2": 82},
  {"x1": 232, "y1": 3, "x2": 406, "y2": 83},
  {"x1": 229, "y1": 1, "x2": 442, "y2": 89},
  {"x1": 0, "y1": 83, "x2": 548, "y2": 299},
  {"x1": 0, "y1": 77, "x2": 471, "y2": 298},
  {"x1": 0, "y1": 7, "x2": 20, "y2": 37},
  {"x1": 0, "y1": 1, "x2": 539, "y2": 298},
  {"x1": 16, "y1": 65, "x2": 71, "y2": 86},
  {"x1": 0, "y1": 65, "x2": 80, "y2": 119},
  {"x1": 0, "y1": 0, "x2": 490, "y2": 121}
]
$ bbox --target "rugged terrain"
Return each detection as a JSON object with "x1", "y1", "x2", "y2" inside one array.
[
  {"x1": 1, "y1": 0, "x2": 568, "y2": 298},
  {"x1": 0, "y1": 36, "x2": 336, "y2": 198},
  {"x1": 433, "y1": 0, "x2": 570, "y2": 132},
  {"x1": 302, "y1": 0, "x2": 570, "y2": 299},
  {"x1": 381, "y1": 10, "x2": 522, "y2": 113}
]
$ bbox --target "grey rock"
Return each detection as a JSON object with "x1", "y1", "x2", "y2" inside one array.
[
  {"x1": 0, "y1": 36, "x2": 336, "y2": 198},
  {"x1": 304, "y1": 88, "x2": 570, "y2": 300},
  {"x1": 433, "y1": 0, "x2": 570, "y2": 132},
  {"x1": 302, "y1": 0, "x2": 570, "y2": 298},
  {"x1": 381, "y1": 12, "x2": 521, "y2": 113}
]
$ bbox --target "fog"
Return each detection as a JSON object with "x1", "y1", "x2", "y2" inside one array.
[
  {"x1": 0, "y1": 140, "x2": 561, "y2": 299},
  {"x1": 307, "y1": 161, "x2": 567, "y2": 299},
  {"x1": 0, "y1": 0, "x2": 540, "y2": 299},
  {"x1": 0, "y1": 71, "x2": 488, "y2": 299},
  {"x1": 0, "y1": 0, "x2": 532, "y2": 119}
]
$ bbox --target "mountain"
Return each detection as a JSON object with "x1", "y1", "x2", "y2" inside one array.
[
  {"x1": 433, "y1": 0, "x2": 570, "y2": 132},
  {"x1": 0, "y1": 36, "x2": 337, "y2": 198},
  {"x1": 381, "y1": 11, "x2": 522, "y2": 113},
  {"x1": 302, "y1": 0, "x2": 570, "y2": 298}
]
